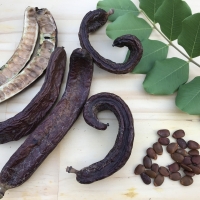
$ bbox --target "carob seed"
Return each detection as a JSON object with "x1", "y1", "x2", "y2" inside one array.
[
  {"x1": 151, "y1": 163, "x2": 159, "y2": 173},
  {"x1": 146, "y1": 148, "x2": 157, "y2": 160},
  {"x1": 176, "y1": 149, "x2": 189, "y2": 157},
  {"x1": 171, "y1": 153, "x2": 184, "y2": 163},
  {"x1": 159, "y1": 167, "x2": 170, "y2": 177},
  {"x1": 183, "y1": 170, "x2": 195, "y2": 177},
  {"x1": 188, "y1": 149, "x2": 199, "y2": 156},
  {"x1": 157, "y1": 129, "x2": 170, "y2": 138},
  {"x1": 169, "y1": 172, "x2": 181, "y2": 181},
  {"x1": 153, "y1": 142, "x2": 163, "y2": 155},
  {"x1": 177, "y1": 138, "x2": 187, "y2": 149},
  {"x1": 182, "y1": 157, "x2": 192, "y2": 165},
  {"x1": 158, "y1": 137, "x2": 170, "y2": 146},
  {"x1": 188, "y1": 165, "x2": 200, "y2": 174},
  {"x1": 168, "y1": 162, "x2": 180, "y2": 173},
  {"x1": 143, "y1": 156, "x2": 152, "y2": 169},
  {"x1": 154, "y1": 174, "x2": 164, "y2": 187},
  {"x1": 187, "y1": 140, "x2": 200, "y2": 150},
  {"x1": 172, "y1": 130, "x2": 185, "y2": 138},
  {"x1": 140, "y1": 173, "x2": 151, "y2": 185},
  {"x1": 145, "y1": 170, "x2": 157, "y2": 178},
  {"x1": 191, "y1": 155, "x2": 200, "y2": 165},
  {"x1": 167, "y1": 143, "x2": 178, "y2": 154},
  {"x1": 134, "y1": 164, "x2": 145, "y2": 175},
  {"x1": 180, "y1": 176, "x2": 193, "y2": 186},
  {"x1": 180, "y1": 164, "x2": 193, "y2": 172}
]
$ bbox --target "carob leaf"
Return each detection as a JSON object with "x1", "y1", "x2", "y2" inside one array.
[
  {"x1": 67, "y1": 92, "x2": 134, "y2": 184},
  {"x1": 143, "y1": 57, "x2": 189, "y2": 95},
  {"x1": 97, "y1": 0, "x2": 139, "y2": 22},
  {"x1": 155, "y1": 0, "x2": 192, "y2": 41}
]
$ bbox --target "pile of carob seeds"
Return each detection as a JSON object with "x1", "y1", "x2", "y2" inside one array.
[{"x1": 134, "y1": 129, "x2": 200, "y2": 186}]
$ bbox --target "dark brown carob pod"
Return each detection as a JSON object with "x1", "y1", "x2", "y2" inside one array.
[
  {"x1": 67, "y1": 92, "x2": 134, "y2": 184},
  {"x1": 78, "y1": 9, "x2": 143, "y2": 74},
  {"x1": 0, "y1": 47, "x2": 66, "y2": 143},
  {"x1": 0, "y1": 48, "x2": 93, "y2": 198}
]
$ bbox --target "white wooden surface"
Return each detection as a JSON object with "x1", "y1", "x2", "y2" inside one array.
[{"x1": 0, "y1": 0, "x2": 200, "y2": 199}]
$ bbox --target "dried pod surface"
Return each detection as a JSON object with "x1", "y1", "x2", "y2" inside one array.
[
  {"x1": 134, "y1": 165, "x2": 145, "y2": 175},
  {"x1": 188, "y1": 149, "x2": 199, "y2": 156},
  {"x1": 0, "y1": 47, "x2": 66, "y2": 143},
  {"x1": 187, "y1": 140, "x2": 200, "y2": 150},
  {"x1": 171, "y1": 153, "x2": 184, "y2": 163},
  {"x1": 151, "y1": 163, "x2": 159, "y2": 173},
  {"x1": 78, "y1": 9, "x2": 143, "y2": 74},
  {"x1": 153, "y1": 142, "x2": 163, "y2": 155},
  {"x1": 177, "y1": 138, "x2": 187, "y2": 149},
  {"x1": 145, "y1": 170, "x2": 157, "y2": 178},
  {"x1": 146, "y1": 148, "x2": 157, "y2": 160},
  {"x1": 0, "y1": 7, "x2": 57, "y2": 103},
  {"x1": 159, "y1": 167, "x2": 170, "y2": 177},
  {"x1": 167, "y1": 143, "x2": 178, "y2": 154},
  {"x1": 154, "y1": 175, "x2": 164, "y2": 187},
  {"x1": 158, "y1": 137, "x2": 170, "y2": 146},
  {"x1": 172, "y1": 130, "x2": 185, "y2": 138},
  {"x1": 168, "y1": 163, "x2": 180, "y2": 173},
  {"x1": 157, "y1": 129, "x2": 170, "y2": 138},
  {"x1": 0, "y1": 48, "x2": 93, "y2": 197},
  {"x1": 169, "y1": 172, "x2": 181, "y2": 181},
  {"x1": 0, "y1": 7, "x2": 38, "y2": 85},
  {"x1": 143, "y1": 156, "x2": 152, "y2": 169},
  {"x1": 180, "y1": 176, "x2": 193, "y2": 186},
  {"x1": 140, "y1": 173, "x2": 151, "y2": 185},
  {"x1": 67, "y1": 92, "x2": 134, "y2": 184}
]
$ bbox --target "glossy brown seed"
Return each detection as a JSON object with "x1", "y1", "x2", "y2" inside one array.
[
  {"x1": 171, "y1": 153, "x2": 184, "y2": 163},
  {"x1": 180, "y1": 176, "x2": 193, "y2": 186},
  {"x1": 183, "y1": 170, "x2": 195, "y2": 177},
  {"x1": 187, "y1": 140, "x2": 200, "y2": 150},
  {"x1": 143, "y1": 156, "x2": 152, "y2": 169},
  {"x1": 157, "y1": 129, "x2": 170, "y2": 138},
  {"x1": 176, "y1": 149, "x2": 189, "y2": 157},
  {"x1": 158, "y1": 137, "x2": 170, "y2": 146},
  {"x1": 146, "y1": 148, "x2": 157, "y2": 160},
  {"x1": 169, "y1": 172, "x2": 181, "y2": 181},
  {"x1": 177, "y1": 138, "x2": 187, "y2": 149},
  {"x1": 191, "y1": 155, "x2": 200, "y2": 165},
  {"x1": 140, "y1": 173, "x2": 151, "y2": 185},
  {"x1": 153, "y1": 142, "x2": 163, "y2": 155},
  {"x1": 168, "y1": 162, "x2": 180, "y2": 173},
  {"x1": 180, "y1": 164, "x2": 193, "y2": 172},
  {"x1": 151, "y1": 163, "x2": 159, "y2": 173},
  {"x1": 167, "y1": 143, "x2": 179, "y2": 154},
  {"x1": 182, "y1": 157, "x2": 192, "y2": 165},
  {"x1": 172, "y1": 130, "x2": 185, "y2": 138},
  {"x1": 145, "y1": 170, "x2": 157, "y2": 178},
  {"x1": 188, "y1": 165, "x2": 200, "y2": 174},
  {"x1": 159, "y1": 167, "x2": 170, "y2": 177},
  {"x1": 154, "y1": 174, "x2": 164, "y2": 187},
  {"x1": 134, "y1": 164, "x2": 145, "y2": 175},
  {"x1": 188, "y1": 149, "x2": 199, "y2": 156}
]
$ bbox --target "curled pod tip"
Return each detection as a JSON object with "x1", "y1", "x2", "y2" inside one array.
[{"x1": 67, "y1": 92, "x2": 134, "y2": 184}]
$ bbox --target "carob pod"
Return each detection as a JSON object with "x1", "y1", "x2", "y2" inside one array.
[
  {"x1": 0, "y1": 47, "x2": 66, "y2": 143},
  {"x1": 0, "y1": 7, "x2": 38, "y2": 85},
  {"x1": 0, "y1": 48, "x2": 93, "y2": 198},
  {"x1": 0, "y1": 7, "x2": 57, "y2": 103},
  {"x1": 78, "y1": 9, "x2": 143, "y2": 74},
  {"x1": 67, "y1": 92, "x2": 134, "y2": 184}
]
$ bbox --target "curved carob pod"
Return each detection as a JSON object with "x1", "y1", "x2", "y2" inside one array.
[
  {"x1": 66, "y1": 92, "x2": 134, "y2": 184},
  {"x1": 0, "y1": 47, "x2": 66, "y2": 144},
  {"x1": 79, "y1": 9, "x2": 143, "y2": 74},
  {"x1": 0, "y1": 48, "x2": 93, "y2": 198}
]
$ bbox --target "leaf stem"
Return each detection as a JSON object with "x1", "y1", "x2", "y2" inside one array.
[{"x1": 140, "y1": 10, "x2": 200, "y2": 68}]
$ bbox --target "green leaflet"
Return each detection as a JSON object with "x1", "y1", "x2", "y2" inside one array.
[
  {"x1": 176, "y1": 77, "x2": 200, "y2": 115},
  {"x1": 106, "y1": 13, "x2": 152, "y2": 41},
  {"x1": 139, "y1": 0, "x2": 164, "y2": 23},
  {"x1": 131, "y1": 39, "x2": 168, "y2": 74},
  {"x1": 97, "y1": 0, "x2": 139, "y2": 22},
  {"x1": 143, "y1": 58, "x2": 189, "y2": 95},
  {"x1": 155, "y1": 0, "x2": 192, "y2": 41},
  {"x1": 178, "y1": 13, "x2": 200, "y2": 58}
]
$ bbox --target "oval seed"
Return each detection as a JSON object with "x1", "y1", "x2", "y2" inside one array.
[
  {"x1": 184, "y1": 170, "x2": 195, "y2": 177},
  {"x1": 172, "y1": 130, "x2": 185, "y2": 138},
  {"x1": 145, "y1": 170, "x2": 157, "y2": 178},
  {"x1": 154, "y1": 174, "x2": 164, "y2": 187},
  {"x1": 157, "y1": 129, "x2": 170, "y2": 138},
  {"x1": 146, "y1": 148, "x2": 157, "y2": 160},
  {"x1": 153, "y1": 142, "x2": 163, "y2": 155},
  {"x1": 177, "y1": 138, "x2": 187, "y2": 149},
  {"x1": 176, "y1": 149, "x2": 189, "y2": 157},
  {"x1": 151, "y1": 163, "x2": 159, "y2": 173},
  {"x1": 191, "y1": 155, "x2": 200, "y2": 165},
  {"x1": 180, "y1": 164, "x2": 193, "y2": 172},
  {"x1": 182, "y1": 157, "x2": 192, "y2": 165},
  {"x1": 188, "y1": 149, "x2": 199, "y2": 156},
  {"x1": 171, "y1": 153, "x2": 184, "y2": 163},
  {"x1": 187, "y1": 140, "x2": 200, "y2": 150},
  {"x1": 158, "y1": 137, "x2": 170, "y2": 146},
  {"x1": 168, "y1": 162, "x2": 180, "y2": 173},
  {"x1": 169, "y1": 172, "x2": 181, "y2": 181},
  {"x1": 140, "y1": 173, "x2": 151, "y2": 185},
  {"x1": 188, "y1": 165, "x2": 200, "y2": 174},
  {"x1": 134, "y1": 164, "x2": 145, "y2": 175},
  {"x1": 180, "y1": 176, "x2": 193, "y2": 186},
  {"x1": 143, "y1": 155, "x2": 152, "y2": 169},
  {"x1": 159, "y1": 167, "x2": 169, "y2": 177},
  {"x1": 167, "y1": 143, "x2": 178, "y2": 154}
]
